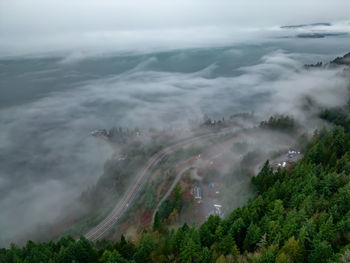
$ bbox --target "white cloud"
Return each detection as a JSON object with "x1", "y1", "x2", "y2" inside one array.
[{"x1": 1, "y1": 0, "x2": 350, "y2": 56}]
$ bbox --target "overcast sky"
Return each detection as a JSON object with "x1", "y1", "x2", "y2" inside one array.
[{"x1": 1, "y1": 0, "x2": 350, "y2": 56}]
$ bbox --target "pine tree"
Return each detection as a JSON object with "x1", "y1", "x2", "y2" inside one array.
[
  {"x1": 179, "y1": 238, "x2": 199, "y2": 263},
  {"x1": 219, "y1": 235, "x2": 235, "y2": 255},
  {"x1": 153, "y1": 212, "x2": 162, "y2": 231}
]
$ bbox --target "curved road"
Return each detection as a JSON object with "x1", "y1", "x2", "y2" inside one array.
[
  {"x1": 152, "y1": 166, "x2": 196, "y2": 221},
  {"x1": 85, "y1": 128, "x2": 236, "y2": 241}
]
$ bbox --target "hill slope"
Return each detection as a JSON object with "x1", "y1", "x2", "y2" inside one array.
[{"x1": 1, "y1": 124, "x2": 350, "y2": 262}]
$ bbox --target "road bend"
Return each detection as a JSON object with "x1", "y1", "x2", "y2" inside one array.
[
  {"x1": 152, "y1": 166, "x2": 196, "y2": 221},
  {"x1": 85, "y1": 128, "x2": 237, "y2": 241}
]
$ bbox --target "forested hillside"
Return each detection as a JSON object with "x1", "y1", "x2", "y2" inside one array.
[{"x1": 1, "y1": 122, "x2": 350, "y2": 262}]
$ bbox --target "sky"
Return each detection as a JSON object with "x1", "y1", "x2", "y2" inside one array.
[{"x1": 1, "y1": 0, "x2": 350, "y2": 56}]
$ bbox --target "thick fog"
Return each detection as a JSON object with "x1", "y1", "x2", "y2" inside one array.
[
  {"x1": 1, "y1": 0, "x2": 350, "y2": 246},
  {"x1": 1, "y1": 43, "x2": 350, "y2": 244}
]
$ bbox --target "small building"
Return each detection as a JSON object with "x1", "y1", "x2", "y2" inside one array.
[
  {"x1": 277, "y1": 161, "x2": 286, "y2": 168},
  {"x1": 90, "y1": 129, "x2": 108, "y2": 137},
  {"x1": 288, "y1": 150, "x2": 300, "y2": 158},
  {"x1": 193, "y1": 185, "x2": 202, "y2": 203},
  {"x1": 274, "y1": 161, "x2": 287, "y2": 172},
  {"x1": 214, "y1": 204, "x2": 223, "y2": 216}
]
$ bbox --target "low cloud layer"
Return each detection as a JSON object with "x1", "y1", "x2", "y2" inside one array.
[
  {"x1": 1, "y1": 44, "x2": 349, "y2": 244},
  {"x1": 1, "y1": 0, "x2": 350, "y2": 57}
]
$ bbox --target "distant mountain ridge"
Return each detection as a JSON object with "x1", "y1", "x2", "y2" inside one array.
[
  {"x1": 331, "y1": 52, "x2": 350, "y2": 66},
  {"x1": 296, "y1": 32, "x2": 348, "y2": 39},
  {"x1": 305, "y1": 51, "x2": 350, "y2": 68},
  {"x1": 281, "y1": 22, "x2": 331, "y2": 29}
]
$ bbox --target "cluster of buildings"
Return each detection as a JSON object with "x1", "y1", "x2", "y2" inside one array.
[
  {"x1": 208, "y1": 182, "x2": 220, "y2": 196},
  {"x1": 288, "y1": 150, "x2": 301, "y2": 158},
  {"x1": 273, "y1": 149, "x2": 302, "y2": 171}
]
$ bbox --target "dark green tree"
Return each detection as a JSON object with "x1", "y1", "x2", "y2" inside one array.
[{"x1": 133, "y1": 233, "x2": 155, "y2": 263}]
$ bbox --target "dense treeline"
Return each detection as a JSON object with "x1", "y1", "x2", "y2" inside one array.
[
  {"x1": 320, "y1": 104, "x2": 350, "y2": 132},
  {"x1": 331, "y1": 52, "x2": 350, "y2": 66},
  {"x1": 2, "y1": 124, "x2": 350, "y2": 262},
  {"x1": 260, "y1": 114, "x2": 298, "y2": 133}
]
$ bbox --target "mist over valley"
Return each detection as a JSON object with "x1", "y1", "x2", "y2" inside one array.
[{"x1": 1, "y1": 3, "x2": 350, "y2": 261}]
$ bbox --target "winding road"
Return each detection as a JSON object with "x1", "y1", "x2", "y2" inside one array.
[
  {"x1": 85, "y1": 129, "x2": 236, "y2": 241},
  {"x1": 152, "y1": 166, "x2": 197, "y2": 221}
]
